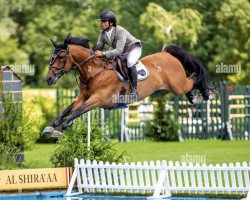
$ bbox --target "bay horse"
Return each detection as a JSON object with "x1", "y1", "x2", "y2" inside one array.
[{"x1": 43, "y1": 36, "x2": 215, "y2": 137}]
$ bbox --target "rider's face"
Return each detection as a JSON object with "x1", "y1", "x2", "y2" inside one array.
[{"x1": 100, "y1": 20, "x2": 111, "y2": 31}]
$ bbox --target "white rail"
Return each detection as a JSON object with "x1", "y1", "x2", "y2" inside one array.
[{"x1": 66, "y1": 159, "x2": 250, "y2": 198}]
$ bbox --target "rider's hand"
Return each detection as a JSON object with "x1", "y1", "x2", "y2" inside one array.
[{"x1": 95, "y1": 50, "x2": 105, "y2": 57}]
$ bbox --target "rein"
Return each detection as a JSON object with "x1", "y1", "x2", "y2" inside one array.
[{"x1": 71, "y1": 51, "x2": 115, "y2": 88}]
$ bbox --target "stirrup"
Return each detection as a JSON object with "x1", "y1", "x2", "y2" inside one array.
[{"x1": 129, "y1": 88, "x2": 138, "y2": 103}]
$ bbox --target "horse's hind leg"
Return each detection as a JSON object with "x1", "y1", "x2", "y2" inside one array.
[
  {"x1": 170, "y1": 76, "x2": 196, "y2": 96},
  {"x1": 150, "y1": 90, "x2": 169, "y2": 98}
]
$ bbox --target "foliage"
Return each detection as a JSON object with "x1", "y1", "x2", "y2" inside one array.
[
  {"x1": 0, "y1": 79, "x2": 39, "y2": 149},
  {"x1": 140, "y1": 2, "x2": 202, "y2": 48},
  {"x1": 0, "y1": 0, "x2": 28, "y2": 66},
  {"x1": 0, "y1": 143, "x2": 20, "y2": 170},
  {"x1": 0, "y1": 0, "x2": 249, "y2": 86},
  {"x1": 50, "y1": 119, "x2": 129, "y2": 167},
  {"x1": 36, "y1": 95, "x2": 57, "y2": 143},
  {"x1": 145, "y1": 96, "x2": 179, "y2": 141}
]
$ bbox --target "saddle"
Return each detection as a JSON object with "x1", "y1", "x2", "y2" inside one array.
[
  {"x1": 114, "y1": 55, "x2": 129, "y2": 81},
  {"x1": 111, "y1": 56, "x2": 150, "y2": 109},
  {"x1": 113, "y1": 56, "x2": 149, "y2": 82},
  {"x1": 112, "y1": 56, "x2": 129, "y2": 109}
]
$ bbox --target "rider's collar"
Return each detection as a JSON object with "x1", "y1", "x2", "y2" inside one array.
[{"x1": 106, "y1": 27, "x2": 113, "y2": 34}]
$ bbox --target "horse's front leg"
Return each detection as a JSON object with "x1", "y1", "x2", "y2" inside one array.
[
  {"x1": 51, "y1": 95, "x2": 101, "y2": 138},
  {"x1": 43, "y1": 94, "x2": 85, "y2": 134},
  {"x1": 42, "y1": 102, "x2": 75, "y2": 134}
]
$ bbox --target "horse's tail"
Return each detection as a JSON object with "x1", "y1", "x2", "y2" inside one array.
[{"x1": 163, "y1": 44, "x2": 212, "y2": 90}]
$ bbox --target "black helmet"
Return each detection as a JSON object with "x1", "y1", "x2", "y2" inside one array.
[{"x1": 98, "y1": 10, "x2": 116, "y2": 21}]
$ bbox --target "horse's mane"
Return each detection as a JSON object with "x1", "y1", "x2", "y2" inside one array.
[{"x1": 66, "y1": 36, "x2": 90, "y2": 49}]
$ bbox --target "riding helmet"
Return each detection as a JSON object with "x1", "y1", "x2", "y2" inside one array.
[{"x1": 98, "y1": 10, "x2": 116, "y2": 21}]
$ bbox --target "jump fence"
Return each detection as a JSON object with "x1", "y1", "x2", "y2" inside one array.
[
  {"x1": 174, "y1": 81, "x2": 250, "y2": 140},
  {"x1": 66, "y1": 159, "x2": 250, "y2": 198}
]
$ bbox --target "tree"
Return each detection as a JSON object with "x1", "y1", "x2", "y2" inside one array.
[
  {"x1": 0, "y1": 0, "x2": 28, "y2": 67},
  {"x1": 145, "y1": 96, "x2": 179, "y2": 141},
  {"x1": 140, "y1": 2, "x2": 203, "y2": 49}
]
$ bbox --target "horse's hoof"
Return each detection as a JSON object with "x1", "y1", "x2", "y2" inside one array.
[
  {"x1": 208, "y1": 91, "x2": 217, "y2": 100},
  {"x1": 51, "y1": 130, "x2": 63, "y2": 138},
  {"x1": 42, "y1": 126, "x2": 54, "y2": 134},
  {"x1": 192, "y1": 95, "x2": 203, "y2": 104}
]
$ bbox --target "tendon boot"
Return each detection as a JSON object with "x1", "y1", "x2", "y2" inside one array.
[
  {"x1": 186, "y1": 92, "x2": 195, "y2": 104},
  {"x1": 200, "y1": 88, "x2": 210, "y2": 101}
]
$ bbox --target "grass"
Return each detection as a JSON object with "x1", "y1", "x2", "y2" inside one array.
[
  {"x1": 114, "y1": 139, "x2": 250, "y2": 164},
  {"x1": 25, "y1": 144, "x2": 56, "y2": 168},
  {"x1": 24, "y1": 140, "x2": 250, "y2": 168}
]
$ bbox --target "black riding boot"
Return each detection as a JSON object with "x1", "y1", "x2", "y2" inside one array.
[{"x1": 128, "y1": 65, "x2": 138, "y2": 101}]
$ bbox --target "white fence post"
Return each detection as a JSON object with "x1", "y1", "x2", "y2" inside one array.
[
  {"x1": 87, "y1": 111, "x2": 91, "y2": 159},
  {"x1": 65, "y1": 159, "x2": 83, "y2": 197}
]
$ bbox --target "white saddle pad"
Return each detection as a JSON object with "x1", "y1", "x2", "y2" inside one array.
[
  {"x1": 115, "y1": 61, "x2": 149, "y2": 82},
  {"x1": 135, "y1": 60, "x2": 149, "y2": 81}
]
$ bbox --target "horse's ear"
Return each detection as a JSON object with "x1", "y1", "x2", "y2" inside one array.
[
  {"x1": 66, "y1": 33, "x2": 71, "y2": 39},
  {"x1": 65, "y1": 33, "x2": 71, "y2": 44},
  {"x1": 64, "y1": 38, "x2": 68, "y2": 45},
  {"x1": 63, "y1": 38, "x2": 68, "y2": 49},
  {"x1": 50, "y1": 38, "x2": 57, "y2": 48}
]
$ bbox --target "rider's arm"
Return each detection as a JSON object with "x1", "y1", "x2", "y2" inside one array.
[{"x1": 104, "y1": 30, "x2": 126, "y2": 58}]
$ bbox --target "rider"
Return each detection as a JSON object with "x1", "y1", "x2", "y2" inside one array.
[{"x1": 94, "y1": 10, "x2": 142, "y2": 99}]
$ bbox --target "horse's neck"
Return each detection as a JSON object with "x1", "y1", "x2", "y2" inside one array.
[
  {"x1": 69, "y1": 45, "x2": 101, "y2": 82},
  {"x1": 69, "y1": 46, "x2": 90, "y2": 77},
  {"x1": 70, "y1": 45, "x2": 91, "y2": 64}
]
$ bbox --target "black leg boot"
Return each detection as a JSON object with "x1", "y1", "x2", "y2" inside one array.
[
  {"x1": 128, "y1": 65, "x2": 138, "y2": 102},
  {"x1": 199, "y1": 88, "x2": 210, "y2": 101},
  {"x1": 186, "y1": 92, "x2": 195, "y2": 104}
]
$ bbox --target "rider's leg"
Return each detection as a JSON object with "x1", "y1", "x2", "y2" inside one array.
[{"x1": 127, "y1": 45, "x2": 142, "y2": 99}]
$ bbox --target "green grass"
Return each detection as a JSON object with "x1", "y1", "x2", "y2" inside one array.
[
  {"x1": 114, "y1": 140, "x2": 250, "y2": 164},
  {"x1": 25, "y1": 144, "x2": 56, "y2": 168},
  {"x1": 24, "y1": 140, "x2": 250, "y2": 168}
]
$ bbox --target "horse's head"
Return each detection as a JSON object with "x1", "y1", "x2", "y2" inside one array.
[{"x1": 46, "y1": 38, "x2": 74, "y2": 85}]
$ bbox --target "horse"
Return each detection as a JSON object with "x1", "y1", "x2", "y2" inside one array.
[{"x1": 43, "y1": 36, "x2": 216, "y2": 137}]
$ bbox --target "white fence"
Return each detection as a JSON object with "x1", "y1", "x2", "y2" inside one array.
[{"x1": 66, "y1": 159, "x2": 250, "y2": 198}]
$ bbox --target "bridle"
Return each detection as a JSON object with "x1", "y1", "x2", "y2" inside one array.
[
  {"x1": 49, "y1": 48, "x2": 72, "y2": 79},
  {"x1": 49, "y1": 47, "x2": 114, "y2": 88}
]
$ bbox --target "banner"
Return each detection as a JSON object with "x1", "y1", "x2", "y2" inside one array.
[{"x1": 0, "y1": 167, "x2": 71, "y2": 191}]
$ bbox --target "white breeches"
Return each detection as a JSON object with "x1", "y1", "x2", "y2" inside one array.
[{"x1": 126, "y1": 46, "x2": 142, "y2": 68}]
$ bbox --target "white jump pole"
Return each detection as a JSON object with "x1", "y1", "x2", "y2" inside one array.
[
  {"x1": 87, "y1": 111, "x2": 91, "y2": 159},
  {"x1": 121, "y1": 109, "x2": 125, "y2": 142}
]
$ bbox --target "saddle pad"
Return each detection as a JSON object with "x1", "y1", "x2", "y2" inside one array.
[
  {"x1": 115, "y1": 60, "x2": 149, "y2": 82},
  {"x1": 136, "y1": 60, "x2": 149, "y2": 81}
]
